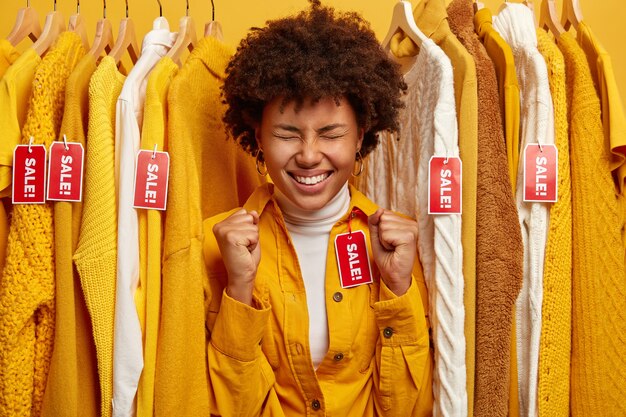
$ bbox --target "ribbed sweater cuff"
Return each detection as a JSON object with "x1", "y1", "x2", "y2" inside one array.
[{"x1": 210, "y1": 290, "x2": 271, "y2": 362}]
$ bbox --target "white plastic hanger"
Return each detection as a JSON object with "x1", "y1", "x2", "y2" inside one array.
[
  {"x1": 381, "y1": 0, "x2": 427, "y2": 52},
  {"x1": 6, "y1": 0, "x2": 42, "y2": 46}
]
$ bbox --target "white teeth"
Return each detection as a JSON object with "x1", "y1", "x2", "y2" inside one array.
[{"x1": 294, "y1": 173, "x2": 329, "y2": 185}]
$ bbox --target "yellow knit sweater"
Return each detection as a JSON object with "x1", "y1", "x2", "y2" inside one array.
[
  {"x1": 536, "y1": 29, "x2": 572, "y2": 417},
  {"x1": 136, "y1": 56, "x2": 178, "y2": 417},
  {"x1": 0, "y1": 32, "x2": 84, "y2": 417},
  {"x1": 154, "y1": 36, "x2": 261, "y2": 417},
  {"x1": 558, "y1": 33, "x2": 626, "y2": 416},
  {"x1": 41, "y1": 54, "x2": 100, "y2": 417},
  {"x1": 73, "y1": 56, "x2": 126, "y2": 417}
]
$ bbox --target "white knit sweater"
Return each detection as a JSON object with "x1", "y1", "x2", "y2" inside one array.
[
  {"x1": 494, "y1": 4, "x2": 554, "y2": 417},
  {"x1": 359, "y1": 38, "x2": 466, "y2": 417}
]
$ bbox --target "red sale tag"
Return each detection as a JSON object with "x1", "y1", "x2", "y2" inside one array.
[
  {"x1": 335, "y1": 230, "x2": 374, "y2": 289},
  {"x1": 47, "y1": 141, "x2": 84, "y2": 202},
  {"x1": 133, "y1": 149, "x2": 170, "y2": 211},
  {"x1": 523, "y1": 144, "x2": 558, "y2": 202},
  {"x1": 428, "y1": 156, "x2": 462, "y2": 214},
  {"x1": 12, "y1": 144, "x2": 47, "y2": 204}
]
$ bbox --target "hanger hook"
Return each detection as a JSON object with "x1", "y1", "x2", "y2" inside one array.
[
  {"x1": 211, "y1": 0, "x2": 215, "y2": 21},
  {"x1": 157, "y1": 0, "x2": 162, "y2": 17},
  {"x1": 27, "y1": 0, "x2": 30, "y2": 7},
  {"x1": 186, "y1": 0, "x2": 190, "y2": 17},
  {"x1": 125, "y1": 0, "x2": 129, "y2": 18},
  {"x1": 103, "y1": 0, "x2": 106, "y2": 18},
  {"x1": 54, "y1": 0, "x2": 57, "y2": 12},
  {"x1": 77, "y1": 0, "x2": 80, "y2": 14}
]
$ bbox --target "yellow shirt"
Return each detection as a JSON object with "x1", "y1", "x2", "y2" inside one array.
[
  {"x1": 536, "y1": 30, "x2": 572, "y2": 417},
  {"x1": 155, "y1": 36, "x2": 262, "y2": 417},
  {"x1": 390, "y1": 0, "x2": 477, "y2": 413},
  {"x1": 203, "y1": 183, "x2": 433, "y2": 416},
  {"x1": 577, "y1": 21, "x2": 626, "y2": 194},
  {"x1": 135, "y1": 56, "x2": 178, "y2": 417},
  {"x1": 0, "y1": 38, "x2": 21, "y2": 282},
  {"x1": 0, "y1": 47, "x2": 40, "y2": 196},
  {"x1": 0, "y1": 31, "x2": 84, "y2": 417},
  {"x1": 558, "y1": 33, "x2": 626, "y2": 416},
  {"x1": 73, "y1": 56, "x2": 126, "y2": 417},
  {"x1": 40, "y1": 54, "x2": 99, "y2": 417},
  {"x1": 474, "y1": 7, "x2": 521, "y2": 192}
]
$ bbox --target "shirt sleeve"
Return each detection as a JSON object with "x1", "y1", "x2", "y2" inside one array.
[
  {"x1": 371, "y1": 277, "x2": 433, "y2": 416},
  {"x1": 207, "y1": 288, "x2": 277, "y2": 416}
]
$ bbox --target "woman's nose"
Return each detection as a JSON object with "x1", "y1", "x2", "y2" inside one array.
[{"x1": 295, "y1": 140, "x2": 323, "y2": 167}]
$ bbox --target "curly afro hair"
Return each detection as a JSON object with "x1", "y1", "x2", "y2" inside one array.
[{"x1": 222, "y1": 0, "x2": 407, "y2": 158}]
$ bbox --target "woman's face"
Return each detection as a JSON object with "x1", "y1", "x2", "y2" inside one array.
[{"x1": 256, "y1": 96, "x2": 363, "y2": 211}]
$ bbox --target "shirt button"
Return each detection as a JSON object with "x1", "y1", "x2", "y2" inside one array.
[
  {"x1": 332, "y1": 292, "x2": 343, "y2": 302},
  {"x1": 383, "y1": 327, "x2": 394, "y2": 338},
  {"x1": 311, "y1": 399, "x2": 321, "y2": 410},
  {"x1": 333, "y1": 352, "x2": 344, "y2": 361}
]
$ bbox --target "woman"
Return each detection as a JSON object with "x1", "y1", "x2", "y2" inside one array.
[{"x1": 203, "y1": 2, "x2": 433, "y2": 415}]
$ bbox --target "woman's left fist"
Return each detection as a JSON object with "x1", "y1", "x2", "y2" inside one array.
[{"x1": 367, "y1": 208, "x2": 417, "y2": 296}]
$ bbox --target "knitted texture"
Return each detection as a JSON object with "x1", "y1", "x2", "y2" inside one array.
[
  {"x1": 391, "y1": 3, "x2": 478, "y2": 408},
  {"x1": 136, "y1": 56, "x2": 178, "y2": 417},
  {"x1": 535, "y1": 30, "x2": 572, "y2": 417},
  {"x1": 41, "y1": 54, "x2": 100, "y2": 417},
  {"x1": 558, "y1": 33, "x2": 626, "y2": 417},
  {"x1": 415, "y1": 39, "x2": 467, "y2": 417},
  {"x1": 0, "y1": 32, "x2": 84, "y2": 417},
  {"x1": 155, "y1": 36, "x2": 261, "y2": 417},
  {"x1": 448, "y1": 2, "x2": 524, "y2": 417},
  {"x1": 493, "y1": 5, "x2": 553, "y2": 417},
  {"x1": 73, "y1": 56, "x2": 125, "y2": 417}
]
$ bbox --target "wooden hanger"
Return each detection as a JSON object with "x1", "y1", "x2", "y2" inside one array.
[
  {"x1": 381, "y1": 0, "x2": 427, "y2": 51},
  {"x1": 205, "y1": 0, "x2": 223, "y2": 40},
  {"x1": 167, "y1": 0, "x2": 198, "y2": 62},
  {"x1": 539, "y1": 0, "x2": 565, "y2": 38},
  {"x1": 561, "y1": 0, "x2": 583, "y2": 31},
  {"x1": 6, "y1": 0, "x2": 42, "y2": 46},
  {"x1": 32, "y1": 0, "x2": 66, "y2": 56},
  {"x1": 108, "y1": 0, "x2": 140, "y2": 65},
  {"x1": 68, "y1": 0, "x2": 90, "y2": 51},
  {"x1": 88, "y1": 0, "x2": 114, "y2": 58}
]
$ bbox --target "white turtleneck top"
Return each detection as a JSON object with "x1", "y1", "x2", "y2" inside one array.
[{"x1": 274, "y1": 183, "x2": 351, "y2": 369}]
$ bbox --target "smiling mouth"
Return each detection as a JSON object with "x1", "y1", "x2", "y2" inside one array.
[{"x1": 289, "y1": 172, "x2": 333, "y2": 185}]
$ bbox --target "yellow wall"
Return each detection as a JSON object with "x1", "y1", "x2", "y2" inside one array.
[{"x1": 2, "y1": 0, "x2": 625, "y2": 104}]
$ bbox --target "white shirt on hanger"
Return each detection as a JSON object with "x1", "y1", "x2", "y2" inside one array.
[
  {"x1": 494, "y1": 4, "x2": 554, "y2": 417},
  {"x1": 112, "y1": 17, "x2": 176, "y2": 417}
]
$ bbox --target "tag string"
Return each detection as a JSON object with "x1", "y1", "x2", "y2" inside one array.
[
  {"x1": 28, "y1": 136, "x2": 34, "y2": 153},
  {"x1": 152, "y1": 144, "x2": 158, "y2": 159},
  {"x1": 63, "y1": 134, "x2": 69, "y2": 151},
  {"x1": 347, "y1": 208, "x2": 366, "y2": 239}
]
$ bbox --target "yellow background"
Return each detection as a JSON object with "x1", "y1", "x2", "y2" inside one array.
[{"x1": 2, "y1": 0, "x2": 625, "y2": 104}]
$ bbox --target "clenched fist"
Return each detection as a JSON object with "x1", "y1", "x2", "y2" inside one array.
[
  {"x1": 212, "y1": 209, "x2": 261, "y2": 306},
  {"x1": 368, "y1": 208, "x2": 418, "y2": 296}
]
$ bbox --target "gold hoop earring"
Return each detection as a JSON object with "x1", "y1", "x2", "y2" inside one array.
[
  {"x1": 352, "y1": 151, "x2": 364, "y2": 177},
  {"x1": 255, "y1": 151, "x2": 268, "y2": 176}
]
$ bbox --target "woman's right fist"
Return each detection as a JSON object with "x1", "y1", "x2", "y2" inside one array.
[{"x1": 212, "y1": 209, "x2": 261, "y2": 305}]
